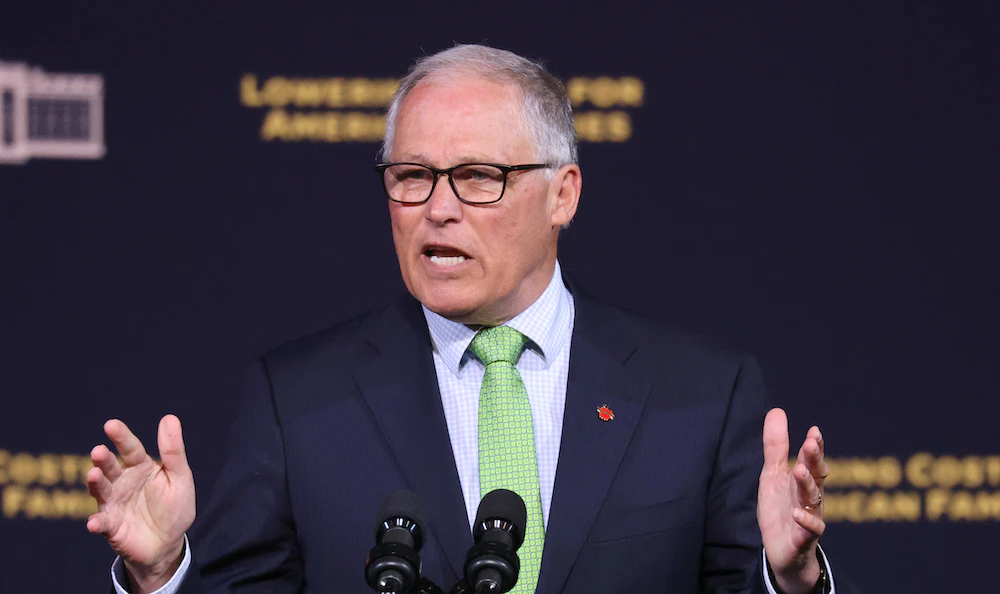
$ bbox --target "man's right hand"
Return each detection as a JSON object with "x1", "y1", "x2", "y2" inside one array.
[{"x1": 87, "y1": 415, "x2": 196, "y2": 594}]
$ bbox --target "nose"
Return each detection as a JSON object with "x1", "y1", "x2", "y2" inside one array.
[{"x1": 425, "y1": 173, "x2": 464, "y2": 225}]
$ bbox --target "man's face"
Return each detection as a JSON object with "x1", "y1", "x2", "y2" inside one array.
[{"x1": 387, "y1": 76, "x2": 579, "y2": 326}]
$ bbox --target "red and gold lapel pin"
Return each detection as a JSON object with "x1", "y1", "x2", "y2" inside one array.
[{"x1": 596, "y1": 404, "x2": 615, "y2": 422}]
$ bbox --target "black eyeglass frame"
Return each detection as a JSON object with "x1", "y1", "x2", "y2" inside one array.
[{"x1": 375, "y1": 162, "x2": 553, "y2": 205}]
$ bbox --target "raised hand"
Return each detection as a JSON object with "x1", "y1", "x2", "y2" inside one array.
[
  {"x1": 757, "y1": 408, "x2": 829, "y2": 594},
  {"x1": 87, "y1": 415, "x2": 196, "y2": 593}
]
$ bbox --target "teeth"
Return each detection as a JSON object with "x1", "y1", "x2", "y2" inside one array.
[{"x1": 429, "y1": 255, "x2": 466, "y2": 266}]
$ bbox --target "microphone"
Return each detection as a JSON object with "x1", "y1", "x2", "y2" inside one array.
[
  {"x1": 365, "y1": 490, "x2": 428, "y2": 593},
  {"x1": 461, "y1": 489, "x2": 527, "y2": 594}
]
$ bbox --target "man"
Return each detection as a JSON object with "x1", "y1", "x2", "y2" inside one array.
[{"x1": 87, "y1": 45, "x2": 850, "y2": 593}]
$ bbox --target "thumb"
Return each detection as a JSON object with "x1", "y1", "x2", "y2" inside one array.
[
  {"x1": 157, "y1": 414, "x2": 190, "y2": 476},
  {"x1": 762, "y1": 408, "x2": 790, "y2": 473}
]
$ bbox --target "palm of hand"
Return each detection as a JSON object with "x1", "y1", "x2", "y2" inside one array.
[
  {"x1": 102, "y1": 456, "x2": 195, "y2": 567},
  {"x1": 758, "y1": 459, "x2": 815, "y2": 568},
  {"x1": 757, "y1": 408, "x2": 828, "y2": 590},
  {"x1": 87, "y1": 415, "x2": 196, "y2": 580}
]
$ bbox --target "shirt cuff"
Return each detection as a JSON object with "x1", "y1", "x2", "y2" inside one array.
[
  {"x1": 762, "y1": 544, "x2": 835, "y2": 594},
  {"x1": 111, "y1": 535, "x2": 191, "y2": 594}
]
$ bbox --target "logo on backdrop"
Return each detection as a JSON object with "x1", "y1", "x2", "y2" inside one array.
[
  {"x1": 821, "y1": 453, "x2": 1000, "y2": 523},
  {"x1": 0, "y1": 61, "x2": 106, "y2": 165},
  {"x1": 0, "y1": 449, "x2": 97, "y2": 521},
  {"x1": 239, "y1": 74, "x2": 644, "y2": 144}
]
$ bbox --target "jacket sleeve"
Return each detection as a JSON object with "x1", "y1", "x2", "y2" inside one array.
[
  {"x1": 177, "y1": 358, "x2": 304, "y2": 593},
  {"x1": 700, "y1": 355, "x2": 769, "y2": 594}
]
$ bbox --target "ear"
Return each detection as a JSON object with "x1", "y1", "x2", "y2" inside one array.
[{"x1": 549, "y1": 164, "x2": 582, "y2": 228}]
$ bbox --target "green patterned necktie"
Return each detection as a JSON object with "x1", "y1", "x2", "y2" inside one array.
[{"x1": 470, "y1": 325, "x2": 544, "y2": 594}]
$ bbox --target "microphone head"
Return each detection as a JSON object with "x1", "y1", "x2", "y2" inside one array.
[
  {"x1": 376, "y1": 489, "x2": 428, "y2": 550},
  {"x1": 474, "y1": 489, "x2": 527, "y2": 550}
]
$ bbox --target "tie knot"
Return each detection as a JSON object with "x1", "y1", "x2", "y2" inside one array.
[{"x1": 469, "y1": 326, "x2": 527, "y2": 365}]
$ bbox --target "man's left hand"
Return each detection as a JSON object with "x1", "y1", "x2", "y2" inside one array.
[{"x1": 758, "y1": 408, "x2": 829, "y2": 594}]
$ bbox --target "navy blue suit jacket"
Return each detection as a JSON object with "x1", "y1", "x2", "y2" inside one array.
[{"x1": 178, "y1": 287, "x2": 789, "y2": 593}]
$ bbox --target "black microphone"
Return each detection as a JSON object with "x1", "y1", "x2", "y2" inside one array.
[
  {"x1": 461, "y1": 489, "x2": 527, "y2": 594},
  {"x1": 365, "y1": 490, "x2": 428, "y2": 593}
]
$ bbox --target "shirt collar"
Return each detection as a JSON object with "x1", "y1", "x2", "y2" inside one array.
[{"x1": 422, "y1": 261, "x2": 573, "y2": 376}]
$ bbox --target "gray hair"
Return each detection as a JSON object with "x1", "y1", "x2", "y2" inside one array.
[{"x1": 381, "y1": 44, "x2": 578, "y2": 167}]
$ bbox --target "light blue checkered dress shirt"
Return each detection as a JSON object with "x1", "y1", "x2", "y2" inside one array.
[{"x1": 423, "y1": 261, "x2": 575, "y2": 529}]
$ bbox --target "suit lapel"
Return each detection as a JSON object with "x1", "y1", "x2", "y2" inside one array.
[
  {"x1": 351, "y1": 286, "x2": 652, "y2": 591},
  {"x1": 537, "y1": 290, "x2": 652, "y2": 594},
  {"x1": 353, "y1": 297, "x2": 470, "y2": 582}
]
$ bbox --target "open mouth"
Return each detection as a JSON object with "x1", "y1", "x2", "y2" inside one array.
[{"x1": 423, "y1": 245, "x2": 471, "y2": 267}]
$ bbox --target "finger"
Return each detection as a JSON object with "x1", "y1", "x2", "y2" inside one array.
[
  {"x1": 104, "y1": 419, "x2": 149, "y2": 468},
  {"x1": 86, "y1": 511, "x2": 111, "y2": 535},
  {"x1": 762, "y1": 408, "x2": 790, "y2": 473},
  {"x1": 86, "y1": 466, "x2": 113, "y2": 504},
  {"x1": 798, "y1": 428, "x2": 830, "y2": 488},
  {"x1": 796, "y1": 427, "x2": 823, "y2": 463},
  {"x1": 813, "y1": 426, "x2": 825, "y2": 456},
  {"x1": 794, "y1": 463, "x2": 822, "y2": 511},
  {"x1": 792, "y1": 507, "x2": 826, "y2": 537},
  {"x1": 91, "y1": 444, "x2": 122, "y2": 482},
  {"x1": 157, "y1": 414, "x2": 191, "y2": 476}
]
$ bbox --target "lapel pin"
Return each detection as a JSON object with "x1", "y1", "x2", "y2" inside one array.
[{"x1": 597, "y1": 404, "x2": 615, "y2": 422}]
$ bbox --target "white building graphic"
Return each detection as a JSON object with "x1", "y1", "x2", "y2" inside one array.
[{"x1": 0, "y1": 61, "x2": 105, "y2": 165}]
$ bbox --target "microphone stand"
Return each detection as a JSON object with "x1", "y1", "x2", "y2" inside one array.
[
  {"x1": 411, "y1": 577, "x2": 446, "y2": 594},
  {"x1": 408, "y1": 575, "x2": 474, "y2": 594},
  {"x1": 447, "y1": 579, "x2": 474, "y2": 594}
]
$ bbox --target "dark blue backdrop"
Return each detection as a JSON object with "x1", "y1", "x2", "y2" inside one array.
[{"x1": 1, "y1": 3, "x2": 996, "y2": 592}]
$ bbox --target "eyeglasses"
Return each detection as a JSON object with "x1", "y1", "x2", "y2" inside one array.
[{"x1": 376, "y1": 162, "x2": 552, "y2": 205}]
